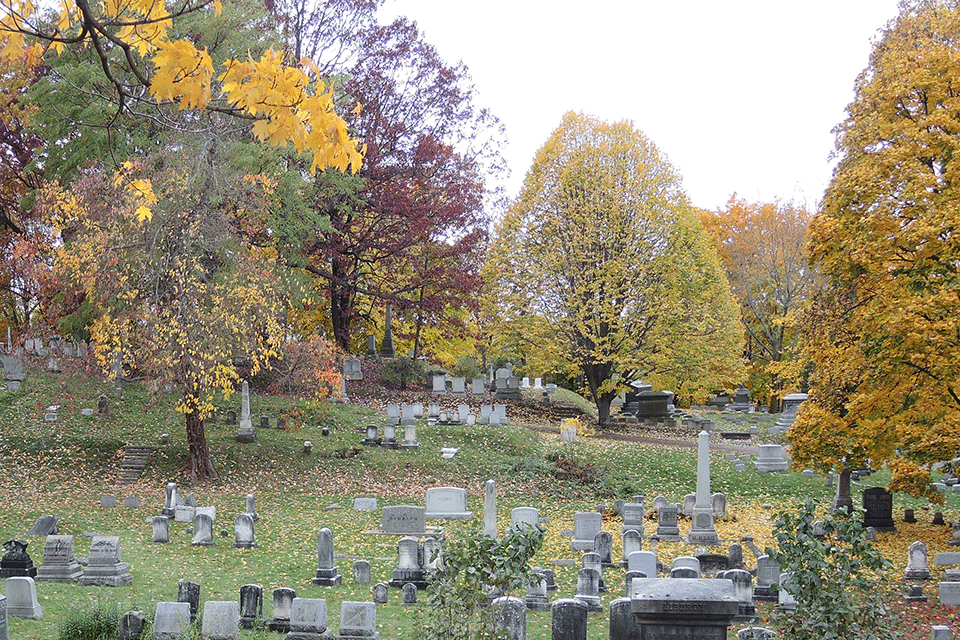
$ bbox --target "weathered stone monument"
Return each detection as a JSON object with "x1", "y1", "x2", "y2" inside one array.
[
  {"x1": 236, "y1": 380, "x2": 256, "y2": 443},
  {"x1": 0, "y1": 539, "x2": 36, "y2": 578},
  {"x1": 687, "y1": 430, "x2": 719, "y2": 545},
  {"x1": 78, "y1": 535, "x2": 132, "y2": 586},
  {"x1": 631, "y1": 578, "x2": 739, "y2": 639},
  {"x1": 312, "y1": 528, "x2": 342, "y2": 586},
  {"x1": 34, "y1": 535, "x2": 82, "y2": 583}
]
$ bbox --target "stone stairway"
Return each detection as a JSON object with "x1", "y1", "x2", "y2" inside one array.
[{"x1": 118, "y1": 445, "x2": 157, "y2": 484}]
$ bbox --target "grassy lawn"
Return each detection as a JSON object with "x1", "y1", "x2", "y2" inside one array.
[{"x1": 2, "y1": 365, "x2": 959, "y2": 638}]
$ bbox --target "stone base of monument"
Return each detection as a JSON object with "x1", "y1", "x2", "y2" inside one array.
[
  {"x1": 78, "y1": 563, "x2": 133, "y2": 587},
  {"x1": 388, "y1": 568, "x2": 427, "y2": 590},
  {"x1": 312, "y1": 569, "x2": 342, "y2": 587},
  {"x1": 35, "y1": 564, "x2": 83, "y2": 583}
]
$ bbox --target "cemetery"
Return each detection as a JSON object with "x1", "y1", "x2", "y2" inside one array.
[{"x1": 0, "y1": 357, "x2": 957, "y2": 640}]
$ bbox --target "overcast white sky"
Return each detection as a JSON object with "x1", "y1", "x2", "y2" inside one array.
[{"x1": 379, "y1": 1, "x2": 903, "y2": 212}]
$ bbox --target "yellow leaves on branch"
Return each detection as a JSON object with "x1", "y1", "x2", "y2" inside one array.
[
  {"x1": 219, "y1": 50, "x2": 363, "y2": 173},
  {"x1": 0, "y1": 0, "x2": 361, "y2": 174},
  {"x1": 113, "y1": 162, "x2": 157, "y2": 221}
]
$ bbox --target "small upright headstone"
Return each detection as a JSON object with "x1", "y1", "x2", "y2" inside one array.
[
  {"x1": 551, "y1": 599, "x2": 587, "y2": 640},
  {"x1": 27, "y1": 515, "x2": 58, "y2": 537},
  {"x1": 201, "y1": 601, "x2": 240, "y2": 640},
  {"x1": 289, "y1": 598, "x2": 328, "y2": 638},
  {"x1": 569, "y1": 512, "x2": 602, "y2": 551},
  {"x1": 191, "y1": 513, "x2": 215, "y2": 546},
  {"x1": 177, "y1": 581, "x2": 200, "y2": 623},
  {"x1": 493, "y1": 596, "x2": 526, "y2": 640},
  {"x1": 313, "y1": 528, "x2": 342, "y2": 586},
  {"x1": 483, "y1": 479, "x2": 498, "y2": 538},
  {"x1": 238, "y1": 584, "x2": 263, "y2": 630},
  {"x1": 234, "y1": 514, "x2": 256, "y2": 549},
  {"x1": 862, "y1": 486, "x2": 897, "y2": 532},
  {"x1": 655, "y1": 505, "x2": 682, "y2": 542},
  {"x1": 267, "y1": 587, "x2": 296, "y2": 633},
  {"x1": 154, "y1": 602, "x2": 192, "y2": 639},
  {"x1": 118, "y1": 610, "x2": 145, "y2": 640},
  {"x1": 753, "y1": 555, "x2": 780, "y2": 601},
  {"x1": 905, "y1": 540, "x2": 931, "y2": 580},
  {"x1": 336, "y1": 601, "x2": 378, "y2": 640},
  {"x1": 4, "y1": 577, "x2": 41, "y2": 619},
  {"x1": 401, "y1": 582, "x2": 418, "y2": 606},
  {"x1": 353, "y1": 560, "x2": 371, "y2": 585},
  {"x1": 372, "y1": 582, "x2": 388, "y2": 605}
]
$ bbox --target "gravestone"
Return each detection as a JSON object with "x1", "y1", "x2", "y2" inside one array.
[
  {"x1": 574, "y1": 568, "x2": 602, "y2": 612},
  {"x1": 192, "y1": 513, "x2": 215, "y2": 546},
  {"x1": 581, "y1": 553, "x2": 606, "y2": 593},
  {"x1": 267, "y1": 587, "x2": 296, "y2": 633},
  {"x1": 655, "y1": 505, "x2": 682, "y2": 542},
  {"x1": 551, "y1": 598, "x2": 588, "y2": 640},
  {"x1": 483, "y1": 479, "x2": 498, "y2": 538},
  {"x1": 124, "y1": 496, "x2": 140, "y2": 509},
  {"x1": 389, "y1": 537, "x2": 426, "y2": 589},
  {"x1": 177, "y1": 581, "x2": 200, "y2": 623},
  {"x1": 34, "y1": 535, "x2": 82, "y2": 582},
  {"x1": 343, "y1": 358, "x2": 362, "y2": 381},
  {"x1": 402, "y1": 422, "x2": 419, "y2": 449},
  {"x1": 380, "y1": 305, "x2": 396, "y2": 358},
  {"x1": 432, "y1": 375, "x2": 446, "y2": 395},
  {"x1": 472, "y1": 377, "x2": 486, "y2": 396},
  {"x1": 153, "y1": 602, "x2": 192, "y2": 640},
  {"x1": 336, "y1": 601, "x2": 379, "y2": 640},
  {"x1": 632, "y1": 578, "x2": 739, "y2": 639},
  {"x1": 352, "y1": 560, "x2": 370, "y2": 585},
  {"x1": 174, "y1": 505, "x2": 195, "y2": 523},
  {"x1": 27, "y1": 515, "x2": 58, "y2": 536},
  {"x1": 236, "y1": 380, "x2": 256, "y2": 443},
  {"x1": 380, "y1": 423, "x2": 398, "y2": 449},
  {"x1": 569, "y1": 512, "x2": 602, "y2": 551},
  {"x1": 608, "y1": 598, "x2": 641, "y2": 640},
  {"x1": 560, "y1": 418, "x2": 578, "y2": 443},
  {"x1": 621, "y1": 530, "x2": 643, "y2": 570},
  {"x1": 401, "y1": 582, "x2": 418, "y2": 606},
  {"x1": 361, "y1": 424, "x2": 379, "y2": 446},
  {"x1": 4, "y1": 577, "x2": 41, "y2": 619},
  {"x1": 753, "y1": 555, "x2": 780, "y2": 601},
  {"x1": 424, "y1": 487, "x2": 473, "y2": 520},
  {"x1": 628, "y1": 550, "x2": 658, "y2": 580},
  {"x1": 738, "y1": 628, "x2": 777, "y2": 640},
  {"x1": 353, "y1": 498, "x2": 377, "y2": 511},
  {"x1": 239, "y1": 584, "x2": 263, "y2": 630},
  {"x1": 594, "y1": 530, "x2": 614, "y2": 567},
  {"x1": 941, "y1": 581, "x2": 960, "y2": 606},
  {"x1": 932, "y1": 626, "x2": 953, "y2": 640},
  {"x1": 688, "y1": 430, "x2": 719, "y2": 545},
  {"x1": 372, "y1": 583, "x2": 388, "y2": 605},
  {"x1": 201, "y1": 601, "x2": 240, "y2": 640},
  {"x1": 524, "y1": 572, "x2": 551, "y2": 611},
  {"x1": 753, "y1": 444, "x2": 789, "y2": 472},
  {"x1": 452, "y1": 377, "x2": 466, "y2": 396},
  {"x1": 726, "y1": 569, "x2": 757, "y2": 621},
  {"x1": 904, "y1": 540, "x2": 931, "y2": 580},
  {"x1": 101, "y1": 495, "x2": 117, "y2": 508},
  {"x1": 774, "y1": 392, "x2": 807, "y2": 432},
  {"x1": 862, "y1": 486, "x2": 897, "y2": 532},
  {"x1": 493, "y1": 596, "x2": 526, "y2": 640},
  {"x1": 621, "y1": 502, "x2": 644, "y2": 535},
  {"x1": 380, "y1": 506, "x2": 427, "y2": 535},
  {"x1": 365, "y1": 334, "x2": 377, "y2": 358},
  {"x1": 288, "y1": 598, "x2": 328, "y2": 639},
  {"x1": 243, "y1": 494, "x2": 258, "y2": 521},
  {"x1": 118, "y1": 610, "x2": 145, "y2": 640},
  {"x1": 234, "y1": 514, "x2": 256, "y2": 549},
  {"x1": 0, "y1": 539, "x2": 36, "y2": 578},
  {"x1": 313, "y1": 528, "x2": 342, "y2": 586},
  {"x1": 510, "y1": 507, "x2": 540, "y2": 530},
  {"x1": 79, "y1": 535, "x2": 132, "y2": 586}
]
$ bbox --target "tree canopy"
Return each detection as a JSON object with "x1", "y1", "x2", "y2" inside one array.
[
  {"x1": 486, "y1": 111, "x2": 743, "y2": 424},
  {"x1": 794, "y1": 0, "x2": 960, "y2": 499}
]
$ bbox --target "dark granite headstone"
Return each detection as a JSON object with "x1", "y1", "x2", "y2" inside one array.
[
  {"x1": 0, "y1": 539, "x2": 36, "y2": 578},
  {"x1": 862, "y1": 487, "x2": 896, "y2": 532},
  {"x1": 632, "y1": 578, "x2": 738, "y2": 639},
  {"x1": 118, "y1": 610, "x2": 146, "y2": 640},
  {"x1": 27, "y1": 515, "x2": 58, "y2": 536},
  {"x1": 177, "y1": 581, "x2": 200, "y2": 623}
]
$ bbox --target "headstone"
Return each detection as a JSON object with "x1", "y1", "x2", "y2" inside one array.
[
  {"x1": 234, "y1": 514, "x2": 256, "y2": 549},
  {"x1": 712, "y1": 492, "x2": 727, "y2": 519},
  {"x1": 389, "y1": 537, "x2": 426, "y2": 589},
  {"x1": 696, "y1": 553, "x2": 730, "y2": 575},
  {"x1": 201, "y1": 600, "x2": 240, "y2": 640},
  {"x1": 483, "y1": 479, "x2": 497, "y2": 538},
  {"x1": 239, "y1": 584, "x2": 263, "y2": 630},
  {"x1": 560, "y1": 418, "x2": 578, "y2": 443},
  {"x1": 79, "y1": 535, "x2": 132, "y2": 586},
  {"x1": 401, "y1": 582, "x2": 418, "y2": 606},
  {"x1": 174, "y1": 505, "x2": 196, "y2": 523},
  {"x1": 524, "y1": 572, "x2": 550, "y2": 611},
  {"x1": 594, "y1": 530, "x2": 614, "y2": 567},
  {"x1": 778, "y1": 572, "x2": 797, "y2": 610},
  {"x1": 380, "y1": 304, "x2": 396, "y2": 358},
  {"x1": 352, "y1": 560, "x2": 370, "y2": 585},
  {"x1": 628, "y1": 551, "x2": 658, "y2": 579},
  {"x1": 905, "y1": 583, "x2": 927, "y2": 602},
  {"x1": 0, "y1": 539, "x2": 36, "y2": 578},
  {"x1": 313, "y1": 528, "x2": 342, "y2": 586},
  {"x1": 574, "y1": 568, "x2": 602, "y2": 612},
  {"x1": 472, "y1": 377, "x2": 485, "y2": 396},
  {"x1": 353, "y1": 498, "x2": 377, "y2": 511},
  {"x1": 737, "y1": 628, "x2": 777, "y2": 640},
  {"x1": 551, "y1": 599, "x2": 587, "y2": 640},
  {"x1": 343, "y1": 358, "x2": 362, "y2": 381},
  {"x1": 225, "y1": 410, "x2": 237, "y2": 425},
  {"x1": 862, "y1": 486, "x2": 897, "y2": 532},
  {"x1": 493, "y1": 596, "x2": 526, "y2": 640},
  {"x1": 753, "y1": 444, "x2": 789, "y2": 472},
  {"x1": 260, "y1": 415, "x2": 270, "y2": 429},
  {"x1": 425, "y1": 487, "x2": 474, "y2": 520},
  {"x1": 608, "y1": 597, "x2": 641, "y2": 640},
  {"x1": 621, "y1": 502, "x2": 644, "y2": 535},
  {"x1": 192, "y1": 513, "x2": 215, "y2": 546},
  {"x1": 655, "y1": 505, "x2": 682, "y2": 542},
  {"x1": 727, "y1": 568, "x2": 757, "y2": 621},
  {"x1": 402, "y1": 422, "x2": 419, "y2": 449},
  {"x1": 621, "y1": 530, "x2": 643, "y2": 570},
  {"x1": 380, "y1": 423, "x2": 398, "y2": 449},
  {"x1": 905, "y1": 541, "x2": 932, "y2": 580},
  {"x1": 244, "y1": 494, "x2": 258, "y2": 521},
  {"x1": 941, "y1": 582, "x2": 960, "y2": 606},
  {"x1": 632, "y1": 578, "x2": 739, "y2": 639},
  {"x1": 236, "y1": 380, "x2": 256, "y2": 443},
  {"x1": 728, "y1": 543, "x2": 744, "y2": 570},
  {"x1": 570, "y1": 512, "x2": 602, "y2": 551},
  {"x1": 336, "y1": 601, "x2": 378, "y2": 640},
  {"x1": 154, "y1": 602, "x2": 192, "y2": 639},
  {"x1": 288, "y1": 598, "x2": 328, "y2": 639},
  {"x1": 267, "y1": 586, "x2": 296, "y2": 633},
  {"x1": 510, "y1": 507, "x2": 540, "y2": 530},
  {"x1": 27, "y1": 515, "x2": 58, "y2": 537},
  {"x1": 118, "y1": 610, "x2": 146, "y2": 640},
  {"x1": 372, "y1": 583, "x2": 388, "y2": 605},
  {"x1": 365, "y1": 334, "x2": 377, "y2": 358},
  {"x1": 4, "y1": 577, "x2": 41, "y2": 619},
  {"x1": 932, "y1": 627, "x2": 953, "y2": 640},
  {"x1": 688, "y1": 430, "x2": 719, "y2": 545},
  {"x1": 361, "y1": 424, "x2": 379, "y2": 446},
  {"x1": 774, "y1": 392, "x2": 807, "y2": 431},
  {"x1": 124, "y1": 496, "x2": 140, "y2": 509},
  {"x1": 753, "y1": 555, "x2": 780, "y2": 601},
  {"x1": 380, "y1": 506, "x2": 426, "y2": 535},
  {"x1": 101, "y1": 495, "x2": 117, "y2": 508},
  {"x1": 432, "y1": 375, "x2": 446, "y2": 395},
  {"x1": 35, "y1": 535, "x2": 82, "y2": 582},
  {"x1": 177, "y1": 581, "x2": 200, "y2": 623},
  {"x1": 452, "y1": 377, "x2": 466, "y2": 396}
]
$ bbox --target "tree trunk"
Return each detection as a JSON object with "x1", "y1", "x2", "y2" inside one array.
[{"x1": 185, "y1": 408, "x2": 217, "y2": 482}]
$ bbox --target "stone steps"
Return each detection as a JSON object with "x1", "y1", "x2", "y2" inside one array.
[{"x1": 118, "y1": 445, "x2": 157, "y2": 484}]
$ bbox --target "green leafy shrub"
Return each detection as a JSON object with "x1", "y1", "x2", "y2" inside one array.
[
  {"x1": 767, "y1": 500, "x2": 901, "y2": 640},
  {"x1": 452, "y1": 356, "x2": 482, "y2": 381},
  {"x1": 58, "y1": 596, "x2": 120, "y2": 640},
  {"x1": 418, "y1": 524, "x2": 544, "y2": 640}
]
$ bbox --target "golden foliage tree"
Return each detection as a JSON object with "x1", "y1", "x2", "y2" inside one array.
[
  {"x1": 796, "y1": 0, "x2": 960, "y2": 500},
  {"x1": 701, "y1": 197, "x2": 817, "y2": 409},
  {"x1": 43, "y1": 158, "x2": 286, "y2": 481},
  {"x1": 486, "y1": 112, "x2": 743, "y2": 424}
]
